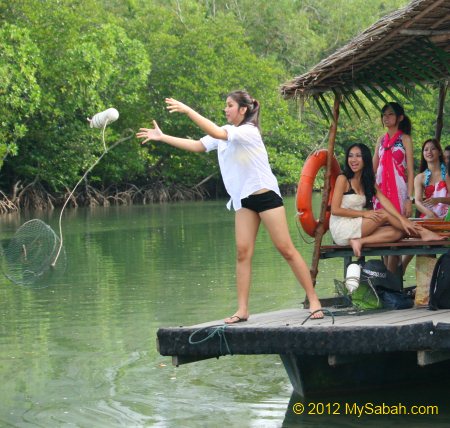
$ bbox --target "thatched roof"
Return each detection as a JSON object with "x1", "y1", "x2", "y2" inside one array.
[{"x1": 281, "y1": 0, "x2": 450, "y2": 113}]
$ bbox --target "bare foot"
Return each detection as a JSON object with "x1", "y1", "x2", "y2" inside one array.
[
  {"x1": 224, "y1": 313, "x2": 249, "y2": 324},
  {"x1": 308, "y1": 297, "x2": 323, "y2": 319},
  {"x1": 417, "y1": 226, "x2": 446, "y2": 241},
  {"x1": 349, "y1": 238, "x2": 363, "y2": 257}
]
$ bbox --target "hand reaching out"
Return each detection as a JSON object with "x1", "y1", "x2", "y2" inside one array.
[
  {"x1": 136, "y1": 120, "x2": 163, "y2": 144},
  {"x1": 165, "y1": 98, "x2": 191, "y2": 114}
]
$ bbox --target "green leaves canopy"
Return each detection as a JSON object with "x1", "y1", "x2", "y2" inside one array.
[{"x1": 1, "y1": 0, "x2": 445, "y2": 200}]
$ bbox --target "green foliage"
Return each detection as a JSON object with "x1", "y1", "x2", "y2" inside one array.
[
  {"x1": 0, "y1": 23, "x2": 41, "y2": 169},
  {"x1": 0, "y1": 0, "x2": 445, "y2": 201},
  {"x1": 2, "y1": 2, "x2": 150, "y2": 190}
]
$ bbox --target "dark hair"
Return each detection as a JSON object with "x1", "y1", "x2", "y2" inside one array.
[
  {"x1": 419, "y1": 138, "x2": 444, "y2": 172},
  {"x1": 444, "y1": 145, "x2": 450, "y2": 176},
  {"x1": 343, "y1": 143, "x2": 376, "y2": 209},
  {"x1": 227, "y1": 90, "x2": 260, "y2": 128},
  {"x1": 381, "y1": 102, "x2": 412, "y2": 135}
]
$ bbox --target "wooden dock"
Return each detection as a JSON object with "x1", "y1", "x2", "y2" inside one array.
[
  {"x1": 157, "y1": 306, "x2": 450, "y2": 397},
  {"x1": 157, "y1": 242, "x2": 450, "y2": 397}
]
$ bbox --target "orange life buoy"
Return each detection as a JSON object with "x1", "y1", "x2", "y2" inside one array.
[{"x1": 297, "y1": 149, "x2": 341, "y2": 237}]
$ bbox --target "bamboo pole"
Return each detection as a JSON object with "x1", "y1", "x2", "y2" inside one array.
[
  {"x1": 435, "y1": 81, "x2": 447, "y2": 142},
  {"x1": 310, "y1": 94, "x2": 341, "y2": 285}
]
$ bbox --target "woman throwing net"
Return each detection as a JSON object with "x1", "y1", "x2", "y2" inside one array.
[{"x1": 136, "y1": 90, "x2": 323, "y2": 322}]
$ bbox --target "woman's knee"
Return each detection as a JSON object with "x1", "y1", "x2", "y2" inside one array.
[
  {"x1": 393, "y1": 229, "x2": 404, "y2": 240},
  {"x1": 275, "y1": 243, "x2": 297, "y2": 261},
  {"x1": 236, "y1": 244, "x2": 254, "y2": 262},
  {"x1": 377, "y1": 209, "x2": 390, "y2": 222}
]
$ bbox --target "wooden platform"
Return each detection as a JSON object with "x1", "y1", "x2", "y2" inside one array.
[
  {"x1": 157, "y1": 243, "x2": 450, "y2": 397},
  {"x1": 320, "y1": 238, "x2": 450, "y2": 258},
  {"x1": 157, "y1": 306, "x2": 450, "y2": 396},
  {"x1": 157, "y1": 307, "x2": 450, "y2": 360},
  {"x1": 320, "y1": 238, "x2": 450, "y2": 273}
]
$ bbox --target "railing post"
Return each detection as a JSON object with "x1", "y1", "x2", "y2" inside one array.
[
  {"x1": 310, "y1": 94, "x2": 341, "y2": 285},
  {"x1": 435, "y1": 81, "x2": 447, "y2": 142}
]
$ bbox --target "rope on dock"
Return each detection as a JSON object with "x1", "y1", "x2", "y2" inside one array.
[{"x1": 188, "y1": 324, "x2": 232, "y2": 355}]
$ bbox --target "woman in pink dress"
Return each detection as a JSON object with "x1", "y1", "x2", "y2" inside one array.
[
  {"x1": 373, "y1": 102, "x2": 414, "y2": 274},
  {"x1": 373, "y1": 102, "x2": 414, "y2": 216},
  {"x1": 414, "y1": 138, "x2": 450, "y2": 219}
]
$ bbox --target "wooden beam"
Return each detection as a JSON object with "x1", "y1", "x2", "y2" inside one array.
[
  {"x1": 399, "y1": 29, "x2": 450, "y2": 36},
  {"x1": 309, "y1": 94, "x2": 340, "y2": 285},
  {"x1": 172, "y1": 355, "x2": 218, "y2": 367},
  {"x1": 417, "y1": 350, "x2": 450, "y2": 366},
  {"x1": 435, "y1": 81, "x2": 448, "y2": 142},
  {"x1": 328, "y1": 354, "x2": 359, "y2": 366}
]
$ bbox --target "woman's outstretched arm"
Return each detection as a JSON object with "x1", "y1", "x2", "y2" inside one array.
[
  {"x1": 165, "y1": 98, "x2": 228, "y2": 140},
  {"x1": 136, "y1": 120, "x2": 206, "y2": 152}
]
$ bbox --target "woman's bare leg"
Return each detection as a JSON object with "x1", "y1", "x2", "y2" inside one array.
[
  {"x1": 349, "y1": 211, "x2": 404, "y2": 257},
  {"x1": 348, "y1": 209, "x2": 444, "y2": 258},
  {"x1": 350, "y1": 226, "x2": 404, "y2": 257},
  {"x1": 260, "y1": 206, "x2": 323, "y2": 318},
  {"x1": 377, "y1": 210, "x2": 443, "y2": 241},
  {"x1": 224, "y1": 208, "x2": 260, "y2": 324},
  {"x1": 415, "y1": 225, "x2": 446, "y2": 241},
  {"x1": 401, "y1": 254, "x2": 414, "y2": 274}
]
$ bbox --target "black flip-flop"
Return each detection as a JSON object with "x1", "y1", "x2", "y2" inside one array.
[{"x1": 224, "y1": 315, "x2": 248, "y2": 324}]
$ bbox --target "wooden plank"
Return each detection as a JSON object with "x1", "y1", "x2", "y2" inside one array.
[
  {"x1": 157, "y1": 321, "x2": 436, "y2": 357},
  {"x1": 185, "y1": 307, "x2": 450, "y2": 329},
  {"x1": 328, "y1": 354, "x2": 359, "y2": 366},
  {"x1": 417, "y1": 350, "x2": 450, "y2": 366},
  {"x1": 321, "y1": 239, "x2": 450, "y2": 250},
  {"x1": 172, "y1": 355, "x2": 218, "y2": 367},
  {"x1": 320, "y1": 243, "x2": 450, "y2": 260}
]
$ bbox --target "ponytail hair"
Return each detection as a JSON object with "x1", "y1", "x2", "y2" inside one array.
[
  {"x1": 381, "y1": 102, "x2": 412, "y2": 135},
  {"x1": 227, "y1": 90, "x2": 260, "y2": 128}
]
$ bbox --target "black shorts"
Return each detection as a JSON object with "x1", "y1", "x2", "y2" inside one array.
[{"x1": 241, "y1": 191, "x2": 283, "y2": 213}]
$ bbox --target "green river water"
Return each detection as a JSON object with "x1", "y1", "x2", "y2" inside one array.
[{"x1": 0, "y1": 196, "x2": 448, "y2": 427}]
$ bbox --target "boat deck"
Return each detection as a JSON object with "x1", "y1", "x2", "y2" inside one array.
[
  {"x1": 157, "y1": 306, "x2": 450, "y2": 366},
  {"x1": 157, "y1": 240, "x2": 450, "y2": 395}
]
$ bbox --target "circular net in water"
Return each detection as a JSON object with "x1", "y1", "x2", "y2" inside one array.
[{"x1": 1, "y1": 219, "x2": 66, "y2": 287}]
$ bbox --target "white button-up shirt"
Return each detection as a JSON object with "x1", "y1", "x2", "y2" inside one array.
[{"x1": 201, "y1": 123, "x2": 281, "y2": 210}]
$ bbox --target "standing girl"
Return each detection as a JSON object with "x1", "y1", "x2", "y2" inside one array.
[
  {"x1": 414, "y1": 138, "x2": 450, "y2": 218},
  {"x1": 373, "y1": 102, "x2": 414, "y2": 216},
  {"x1": 136, "y1": 90, "x2": 322, "y2": 322},
  {"x1": 373, "y1": 102, "x2": 414, "y2": 273}
]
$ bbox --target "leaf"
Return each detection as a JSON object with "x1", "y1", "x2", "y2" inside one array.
[
  {"x1": 319, "y1": 93, "x2": 334, "y2": 120},
  {"x1": 340, "y1": 87, "x2": 362, "y2": 120},
  {"x1": 313, "y1": 95, "x2": 330, "y2": 122}
]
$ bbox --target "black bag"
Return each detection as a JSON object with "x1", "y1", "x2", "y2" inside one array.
[
  {"x1": 360, "y1": 259, "x2": 402, "y2": 292},
  {"x1": 429, "y1": 251, "x2": 450, "y2": 310},
  {"x1": 377, "y1": 288, "x2": 413, "y2": 310}
]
